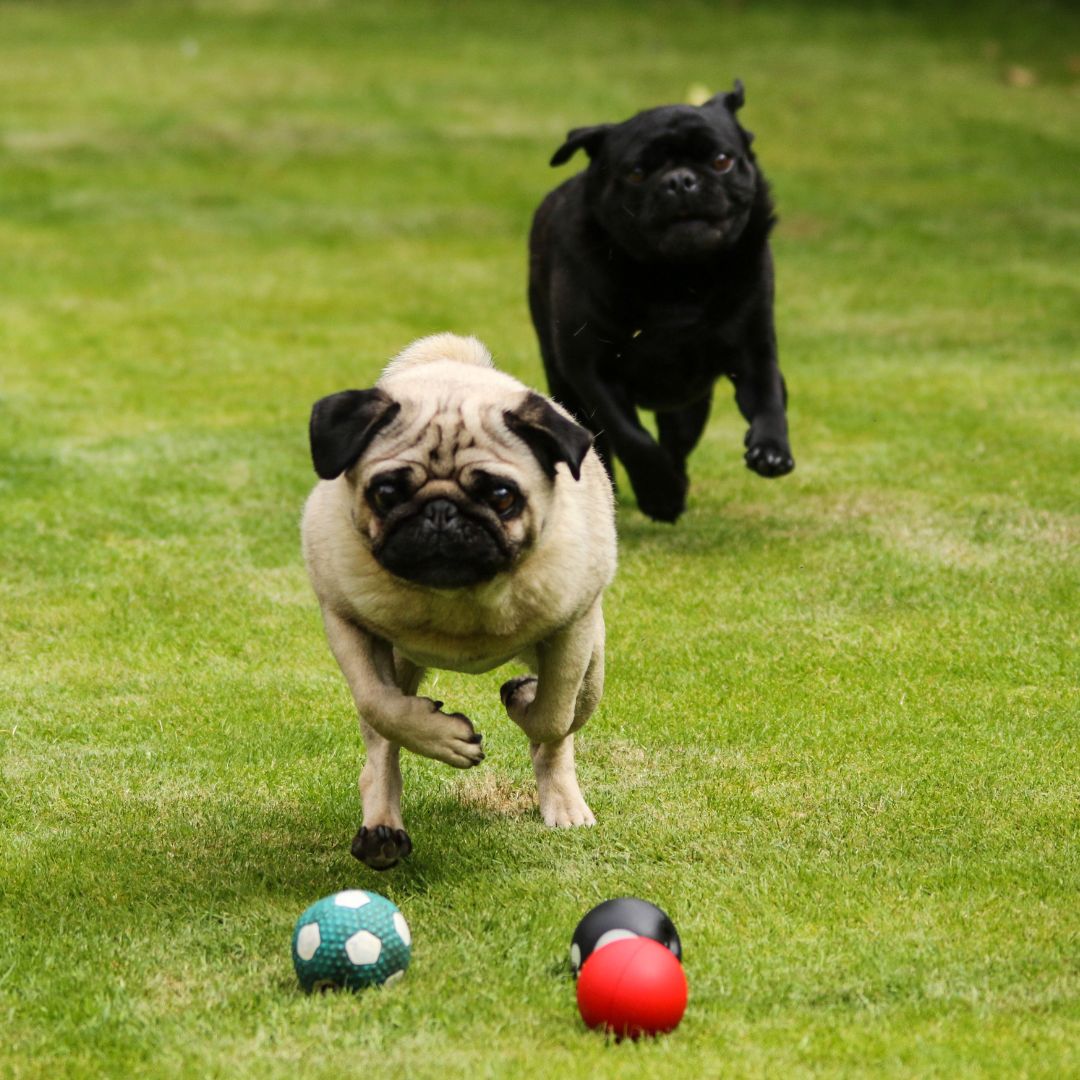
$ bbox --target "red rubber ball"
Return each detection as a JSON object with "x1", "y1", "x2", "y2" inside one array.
[{"x1": 576, "y1": 937, "x2": 688, "y2": 1038}]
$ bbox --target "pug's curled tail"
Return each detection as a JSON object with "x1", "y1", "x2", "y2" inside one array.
[{"x1": 382, "y1": 333, "x2": 494, "y2": 376}]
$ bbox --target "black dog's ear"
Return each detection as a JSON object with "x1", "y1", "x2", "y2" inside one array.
[
  {"x1": 309, "y1": 388, "x2": 400, "y2": 480},
  {"x1": 726, "y1": 78, "x2": 746, "y2": 112},
  {"x1": 504, "y1": 393, "x2": 592, "y2": 482},
  {"x1": 550, "y1": 124, "x2": 612, "y2": 167},
  {"x1": 705, "y1": 78, "x2": 746, "y2": 114},
  {"x1": 704, "y1": 79, "x2": 754, "y2": 145}
]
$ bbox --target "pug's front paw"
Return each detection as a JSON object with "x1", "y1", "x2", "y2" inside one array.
[
  {"x1": 404, "y1": 699, "x2": 484, "y2": 769},
  {"x1": 351, "y1": 824, "x2": 412, "y2": 870},
  {"x1": 500, "y1": 675, "x2": 538, "y2": 725}
]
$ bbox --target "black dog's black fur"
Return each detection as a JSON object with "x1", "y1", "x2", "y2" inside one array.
[{"x1": 528, "y1": 81, "x2": 794, "y2": 522}]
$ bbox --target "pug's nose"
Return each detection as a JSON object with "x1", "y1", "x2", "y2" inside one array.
[
  {"x1": 663, "y1": 168, "x2": 699, "y2": 196},
  {"x1": 422, "y1": 498, "x2": 459, "y2": 530}
]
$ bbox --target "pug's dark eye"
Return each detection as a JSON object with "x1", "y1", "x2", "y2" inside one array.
[
  {"x1": 367, "y1": 478, "x2": 408, "y2": 516},
  {"x1": 627, "y1": 166, "x2": 645, "y2": 184},
  {"x1": 712, "y1": 154, "x2": 736, "y2": 174},
  {"x1": 486, "y1": 485, "x2": 518, "y2": 516}
]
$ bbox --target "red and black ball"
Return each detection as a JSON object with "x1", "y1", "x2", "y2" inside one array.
[
  {"x1": 569, "y1": 897, "x2": 682, "y2": 976},
  {"x1": 576, "y1": 936, "x2": 688, "y2": 1039}
]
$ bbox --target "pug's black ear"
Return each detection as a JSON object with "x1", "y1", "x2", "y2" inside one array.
[
  {"x1": 706, "y1": 78, "x2": 746, "y2": 114},
  {"x1": 550, "y1": 124, "x2": 612, "y2": 167},
  {"x1": 309, "y1": 388, "x2": 400, "y2": 480},
  {"x1": 504, "y1": 393, "x2": 592, "y2": 482}
]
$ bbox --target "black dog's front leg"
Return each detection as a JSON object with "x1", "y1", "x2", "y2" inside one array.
[
  {"x1": 557, "y1": 350, "x2": 689, "y2": 521},
  {"x1": 732, "y1": 307, "x2": 794, "y2": 478},
  {"x1": 735, "y1": 368, "x2": 793, "y2": 477}
]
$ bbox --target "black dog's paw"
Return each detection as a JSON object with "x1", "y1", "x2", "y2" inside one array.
[
  {"x1": 351, "y1": 824, "x2": 412, "y2": 870},
  {"x1": 745, "y1": 440, "x2": 794, "y2": 478},
  {"x1": 628, "y1": 452, "x2": 689, "y2": 522},
  {"x1": 635, "y1": 478, "x2": 688, "y2": 523}
]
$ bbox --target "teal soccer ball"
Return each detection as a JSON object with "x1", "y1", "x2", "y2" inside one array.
[{"x1": 291, "y1": 890, "x2": 411, "y2": 993}]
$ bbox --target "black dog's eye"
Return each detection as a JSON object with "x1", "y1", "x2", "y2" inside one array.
[
  {"x1": 367, "y1": 477, "x2": 408, "y2": 516},
  {"x1": 712, "y1": 154, "x2": 736, "y2": 174},
  {"x1": 627, "y1": 165, "x2": 645, "y2": 184}
]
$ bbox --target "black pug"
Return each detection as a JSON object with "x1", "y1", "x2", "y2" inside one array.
[{"x1": 528, "y1": 81, "x2": 794, "y2": 523}]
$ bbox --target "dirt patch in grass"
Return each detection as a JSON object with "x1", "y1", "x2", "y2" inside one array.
[{"x1": 456, "y1": 772, "x2": 537, "y2": 818}]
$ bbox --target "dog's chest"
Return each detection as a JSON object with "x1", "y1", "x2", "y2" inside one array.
[
  {"x1": 347, "y1": 574, "x2": 550, "y2": 676},
  {"x1": 609, "y1": 299, "x2": 737, "y2": 410}
]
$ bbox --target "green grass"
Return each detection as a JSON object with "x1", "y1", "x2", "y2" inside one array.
[{"x1": 2, "y1": 1, "x2": 1078, "y2": 1076}]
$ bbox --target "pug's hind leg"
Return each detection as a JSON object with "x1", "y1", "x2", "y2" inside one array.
[
  {"x1": 500, "y1": 606, "x2": 605, "y2": 742},
  {"x1": 501, "y1": 611, "x2": 604, "y2": 828},
  {"x1": 501, "y1": 676, "x2": 595, "y2": 825},
  {"x1": 530, "y1": 735, "x2": 595, "y2": 828},
  {"x1": 351, "y1": 656, "x2": 423, "y2": 870}
]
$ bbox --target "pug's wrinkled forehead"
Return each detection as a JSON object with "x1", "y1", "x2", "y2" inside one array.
[
  {"x1": 308, "y1": 334, "x2": 592, "y2": 488},
  {"x1": 365, "y1": 385, "x2": 531, "y2": 485}
]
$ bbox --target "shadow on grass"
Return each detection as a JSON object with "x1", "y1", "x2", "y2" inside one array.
[{"x1": 8, "y1": 777, "x2": 557, "y2": 926}]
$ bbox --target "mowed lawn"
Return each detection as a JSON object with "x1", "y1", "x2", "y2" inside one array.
[{"x1": 1, "y1": 1, "x2": 1078, "y2": 1076}]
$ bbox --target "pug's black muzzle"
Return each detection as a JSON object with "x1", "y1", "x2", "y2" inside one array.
[{"x1": 374, "y1": 497, "x2": 511, "y2": 589}]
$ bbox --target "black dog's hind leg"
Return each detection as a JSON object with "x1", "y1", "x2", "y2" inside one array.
[
  {"x1": 656, "y1": 393, "x2": 712, "y2": 480},
  {"x1": 645, "y1": 395, "x2": 713, "y2": 517}
]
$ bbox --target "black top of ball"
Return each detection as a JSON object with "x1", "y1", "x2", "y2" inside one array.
[{"x1": 570, "y1": 897, "x2": 681, "y2": 975}]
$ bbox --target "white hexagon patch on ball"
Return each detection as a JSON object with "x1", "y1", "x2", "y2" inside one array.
[
  {"x1": 344, "y1": 930, "x2": 382, "y2": 967},
  {"x1": 295, "y1": 922, "x2": 321, "y2": 962},
  {"x1": 334, "y1": 890, "x2": 371, "y2": 909}
]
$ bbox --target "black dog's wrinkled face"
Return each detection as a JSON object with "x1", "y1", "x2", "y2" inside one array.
[{"x1": 553, "y1": 87, "x2": 758, "y2": 263}]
